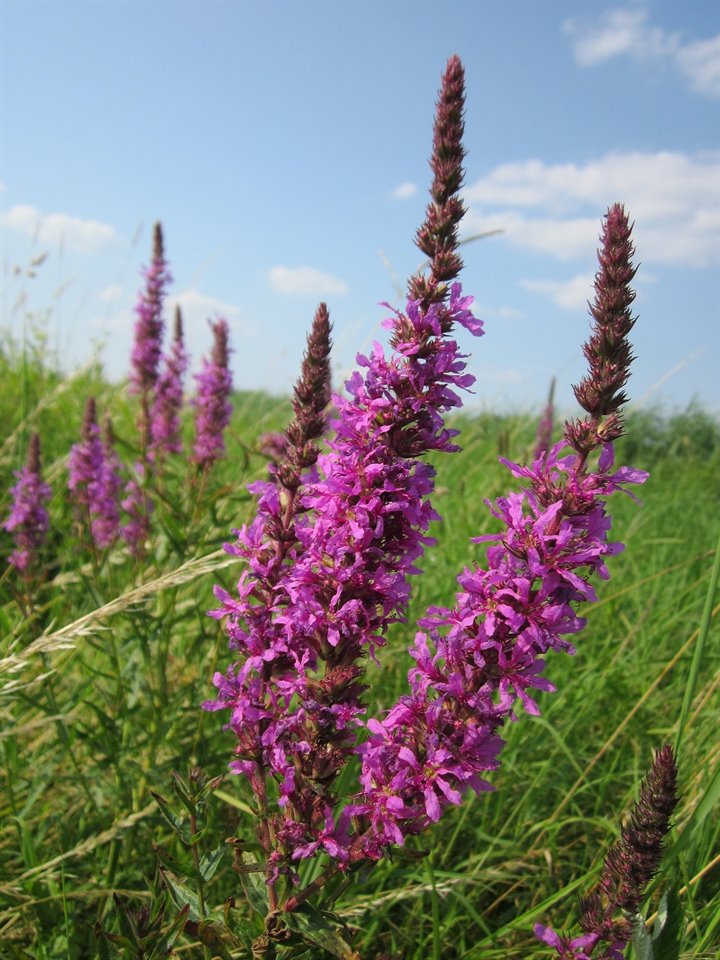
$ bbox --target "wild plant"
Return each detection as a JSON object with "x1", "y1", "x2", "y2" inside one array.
[{"x1": 197, "y1": 56, "x2": 679, "y2": 958}]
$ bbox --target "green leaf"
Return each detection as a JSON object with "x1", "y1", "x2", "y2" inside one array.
[
  {"x1": 632, "y1": 915, "x2": 654, "y2": 960},
  {"x1": 236, "y1": 851, "x2": 269, "y2": 917},
  {"x1": 283, "y1": 903, "x2": 360, "y2": 960},
  {"x1": 151, "y1": 791, "x2": 191, "y2": 844},
  {"x1": 161, "y1": 869, "x2": 203, "y2": 922},
  {"x1": 650, "y1": 887, "x2": 684, "y2": 960},
  {"x1": 199, "y1": 843, "x2": 226, "y2": 882}
]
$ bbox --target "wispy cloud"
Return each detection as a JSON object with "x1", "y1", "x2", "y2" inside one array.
[
  {"x1": 563, "y1": 5, "x2": 720, "y2": 99},
  {"x1": 391, "y1": 182, "x2": 418, "y2": 200},
  {"x1": 464, "y1": 151, "x2": 719, "y2": 267},
  {"x1": 1, "y1": 204, "x2": 119, "y2": 253},
  {"x1": 520, "y1": 274, "x2": 594, "y2": 311},
  {"x1": 99, "y1": 284, "x2": 123, "y2": 303},
  {"x1": 268, "y1": 265, "x2": 348, "y2": 297}
]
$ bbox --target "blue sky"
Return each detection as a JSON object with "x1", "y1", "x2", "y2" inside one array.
[{"x1": 2, "y1": 0, "x2": 718, "y2": 415}]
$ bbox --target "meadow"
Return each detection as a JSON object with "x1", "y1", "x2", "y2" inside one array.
[
  {"x1": 0, "y1": 327, "x2": 717, "y2": 958},
  {"x1": 1, "y1": 57, "x2": 719, "y2": 960}
]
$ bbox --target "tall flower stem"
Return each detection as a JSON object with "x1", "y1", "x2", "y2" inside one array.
[
  {"x1": 130, "y1": 222, "x2": 171, "y2": 461},
  {"x1": 207, "y1": 54, "x2": 481, "y2": 897}
]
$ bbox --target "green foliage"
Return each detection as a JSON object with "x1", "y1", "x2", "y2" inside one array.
[{"x1": 0, "y1": 345, "x2": 717, "y2": 959}]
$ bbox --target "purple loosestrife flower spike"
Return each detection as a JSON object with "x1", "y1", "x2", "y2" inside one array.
[
  {"x1": 347, "y1": 207, "x2": 645, "y2": 862},
  {"x1": 4, "y1": 433, "x2": 51, "y2": 572},
  {"x1": 97, "y1": 414, "x2": 123, "y2": 549},
  {"x1": 207, "y1": 59, "x2": 484, "y2": 880},
  {"x1": 535, "y1": 746, "x2": 678, "y2": 959},
  {"x1": 68, "y1": 397, "x2": 122, "y2": 549},
  {"x1": 150, "y1": 305, "x2": 189, "y2": 458},
  {"x1": 130, "y1": 222, "x2": 171, "y2": 453},
  {"x1": 120, "y1": 462, "x2": 153, "y2": 558},
  {"x1": 533, "y1": 377, "x2": 556, "y2": 462},
  {"x1": 565, "y1": 205, "x2": 637, "y2": 456},
  {"x1": 192, "y1": 318, "x2": 233, "y2": 471}
]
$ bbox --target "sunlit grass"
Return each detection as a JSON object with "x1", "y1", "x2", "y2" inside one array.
[{"x1": 0, "y1": 343, "x2": 717, "y2": 958}]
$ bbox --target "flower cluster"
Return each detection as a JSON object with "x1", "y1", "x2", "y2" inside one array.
[
  {"x1": 192, "y1": 318, "x2": 233, "y2": 470},
  {"x1": 121, "y1": 463, "x2": 153, "y2": 557},
  {"x1": 534, "y1": 377, "x2": 556, "y2": 461},
  {"x1": 345, "y1": 203, "x2": 645, "y2": 859},
  {"x1": 206, "y1": 63, "x2": 647, "y2": 933},
  {"x1": 207, "y1": 56, "x2": 490, "y2": 881},
  {"x1": 4, "y1": 433, "x2": 51, "y2": 572},
  {"x1": 130, "y1": 222, "x2": 171, "y2": 397},
  {"x1": 150, "y1": 305, "x2": 189, "y2": 458},
  {"x1": 130, "y1": 222, "x2": 172, "y2": 456},
  {"x1": 350, "y1": 441, "x2": 647, "y2": 857},
  {"x1": 68, "y1": 397, "x2": 122, "y2": 549},
  {"x1": 535, "y1": 745, "x2": 678, "y2": 958}
]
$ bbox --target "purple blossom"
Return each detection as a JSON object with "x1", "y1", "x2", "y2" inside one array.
[
  {"x1": 534, "y1": 377, "x2": 556, "y2": 462},
  {"x1": 130, "y1": 222, "x2": 171, "y2": 396},
  {"x1": 68, "y1": 398, "x2": 122, "y2": 549},
  {"x1": 349, "y1": 442, "x2": 647, "y2": 859},
  {"x1": 130, "y1": 222, "x2": 172, "y2": 456},
  {"x1": 120, "y1": 462, "x2": 153, "y2": 557},
  {"x1": 150, "y1": 305, "x2": 189, "y2": 457},
  {"x1": 4, "y1": 433, "x2": 51, "y2": 572},
  {"x1": 207, "y1": 283, "x2": 483, "y2": 870},
  {"x1": 192, "y1": 318, "x2": 233, "y2": 470}
]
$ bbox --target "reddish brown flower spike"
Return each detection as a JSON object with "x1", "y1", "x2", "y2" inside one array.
[{"x1": 409, "y1": 55, "x2": 466, "y2": 309}]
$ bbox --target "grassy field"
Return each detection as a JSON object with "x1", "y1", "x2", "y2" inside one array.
[{"x1": 0, "y1": 337, "x2": 718, "y2": 959}]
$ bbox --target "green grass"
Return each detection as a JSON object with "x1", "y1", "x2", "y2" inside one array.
[{"x1": 0, "y1": 343, "x2": 718, "y2": 959}]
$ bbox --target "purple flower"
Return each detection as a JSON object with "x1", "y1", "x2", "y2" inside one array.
[
  {"x1": 4, "y1": 433, "x2": 51, "y2": 572},
  {"x1": 192, "y1": 318, "x2": 233, "y2": 470},
  {"x1": 534, "y1": 925, "x2": 600, "y2": 959},
  {"x1": 206, "y1": 55, "x2": 487, "y2": 877},
  {"x1": 130, "y1": 222, "x2": 172, "y2": 456},
  {"x1": 120, "y1": 462, "x2": 153, "y2": 557},
  {"x1": 348, "y1": 206, "x2": 645, "y2": 861},
  {"x1": 534, "y1": 377, "x2": 556, "y2": 462},
  {"x1": 68, "y1": 398, "x2": 122, "y2": 549},
  {"x1": 150, "y1": 305, "x2": 188, "y2": 458},
  {"x1": 130, "y1": 222, "x2": 171, "y2": 396}
]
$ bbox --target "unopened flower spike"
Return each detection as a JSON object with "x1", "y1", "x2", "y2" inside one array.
[
  {"x1": 535, "y1": 745, "x2": 678, "y2": 959},
  {"x1": 565, "y1": 204, "x2": 638, "y2": 457},
  {"x1": 4, "y1": 433, "x2": 52, "y2": 573}
]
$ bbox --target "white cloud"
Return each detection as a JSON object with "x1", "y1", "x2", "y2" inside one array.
[
  {"x1": 563, "y1": 6, "x2": 720, "y2": 99},
  {"x1": 268, "y1": 265, "x2": 348, "y2": 297},
  {"x1": 99, "y1": 283, "x2": 123, "y2": 303},
  {"x1": 676, "y1": 36, "x2": 720, "y2": 98},
  {"x1": 0, "y1": 204, "x2": 119, "y2": 253},
  {"x1": 392, "y1": 182, "x2": 418, "y2": 200},
  {"x1": 464, "y1": 151, "x2": 719, "y2": 267},
  {"x1": 520, "y1": 274, "x2": 594, "y2": 311}
]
